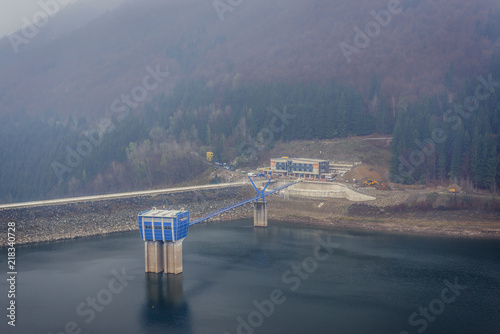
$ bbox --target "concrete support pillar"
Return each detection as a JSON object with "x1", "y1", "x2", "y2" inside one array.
[
  {"x1": 253, "y1": 200, "x2": 268, "y2": 227},
  {"x1": 145, "y1": 241, "x2": 163, "y2": 273},
  {"x1": 164, "y1": 239, "x2": 184, "y2": 274}
]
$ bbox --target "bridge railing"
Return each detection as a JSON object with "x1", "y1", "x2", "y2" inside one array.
[
  {"x1": 189, "y1": 179, "x2": 297, "y2": 227},
  {"x1": 189, "y1": 195, "x2": 259, "y2": 226}
]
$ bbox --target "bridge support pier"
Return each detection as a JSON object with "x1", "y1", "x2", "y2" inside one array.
[
  {"x1": 164, "y1": 239, "x2": 184, "y2": 274},
  {"x1": 145, "y1": 241, "x2": 163, "y2": 273},
  {"x1": 253, "y1": 200, "x2": 268, "y2": 227}
]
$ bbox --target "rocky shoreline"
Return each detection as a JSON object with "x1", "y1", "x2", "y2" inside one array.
[
  {"x1": 267, "y1": 194, "x2": 500, "y2": 239},
  {"x1": 0, "y1": 186, "x2": 255, "y2": 247},
  {"x1": 2, "y1": 187, "x2": 500, "y2": 248}
]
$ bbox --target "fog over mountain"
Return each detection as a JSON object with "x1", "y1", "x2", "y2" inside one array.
[
  {"x1": 0, "y1": 0, "x2": 499, "y2": 121},
  {"x1": 0, "y1": 0, "x2": 125, "y2": 38}
]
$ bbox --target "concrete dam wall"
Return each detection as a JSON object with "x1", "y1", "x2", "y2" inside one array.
[{"x1": 282, "y1": 181, "x2": 375, "y2": 202}]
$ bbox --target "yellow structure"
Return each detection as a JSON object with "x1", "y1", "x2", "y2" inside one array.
[{"x1": 206, "y1": 152, "x2": 214, "y2": 162}]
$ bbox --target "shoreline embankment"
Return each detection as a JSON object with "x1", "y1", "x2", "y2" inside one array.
[
  {"x1": 0, "y1": 186, "x2": 255, "y2": 247},
  {"x1": 1, "y1": 185, "x2": 500, "y2": 247}
]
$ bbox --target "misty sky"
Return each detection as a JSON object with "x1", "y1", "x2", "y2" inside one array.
[{"x1": 0, "y1": 0, "x2": 125, "y2": 38}]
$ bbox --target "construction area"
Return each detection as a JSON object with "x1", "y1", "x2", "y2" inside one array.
[{"x1": 202, "y1": 136, "x2": 471, "y2": 207}]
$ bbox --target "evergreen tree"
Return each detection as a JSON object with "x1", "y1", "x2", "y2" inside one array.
[
  {"x1": 436, "y1": 145, "x2": 447, "y2": 183},
  {"x1": 484, "y1": 134, "x2": 499, "y2": 190},
  {"x1": 369, "y1": 74, "x2": 381, "y2": 99},
  {"x1": 449, "y1": 126, "x2": 464, "y2": 182},
  {"x1": 375, "y1": 96, "x2": 393, "y2": 134},
  {"x1": 337, "y1": 93, "x2": 349, "y2": 137},
  {"x1": 471, "y1": 126, "x2": 484, "y2": 188}
]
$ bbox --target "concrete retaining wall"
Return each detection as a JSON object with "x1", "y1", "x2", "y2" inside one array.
[{"x1": 282, "y1": 181, "x2": 375, "y2": 202}]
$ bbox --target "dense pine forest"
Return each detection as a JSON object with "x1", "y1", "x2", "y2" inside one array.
[
  {"x1": 0, "y1": 78, "x2": 393, "y2": 203},
  {"x1": 390, "y1": 55, "x2": 500, "y2": 191},
  {"x1": 1, "y1": 54, "x2": 499, "y2": 203}
]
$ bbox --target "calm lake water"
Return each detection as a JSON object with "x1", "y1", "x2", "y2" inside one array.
[{"x1": 1, "y1": 219, "x2": 500, "y2": 334}]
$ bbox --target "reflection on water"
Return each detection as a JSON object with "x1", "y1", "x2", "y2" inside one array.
[
  {"x1": 1, "y1": 220, "x2": 499, "y2": 334},
  {"x1": 142, "y1": 273, "x2": 191, "y2": 333}
]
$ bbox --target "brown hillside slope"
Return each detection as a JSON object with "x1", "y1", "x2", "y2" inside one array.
[{"x1": 0, "y1": 0, "x2": 499, "y2": 120}]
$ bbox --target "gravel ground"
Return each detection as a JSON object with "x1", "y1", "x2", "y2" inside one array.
[
  {"x1": 354, "y1": 188, "x2": 411, "y2": 207},
  {"x1": 268, "y1": 190, "x2": 500, "y2": 239}
]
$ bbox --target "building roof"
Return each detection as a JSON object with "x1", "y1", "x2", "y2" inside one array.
[
  {"x1": 139, "y1": 209, "x2": 186, "y2": 217},
  {"x1": 271, "y1": 157, "x2": 289, "y2": 162},
  {"x1": 271, "y1": 157, "x2": 328, "y2": 163}
]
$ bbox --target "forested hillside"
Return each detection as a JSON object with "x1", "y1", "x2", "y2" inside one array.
[
  {"x1": 1, "y1": 0, "x2": 500, "y2": 203},
  {"x1": 2, "y1": 51, "x2": 499, "y2": 204},
  {"x1": 0, "y1": 78, "x2": 393, "y2": 202},
  {"x1": 390, "y1": 55, "x2": 500, "y2": 190}
]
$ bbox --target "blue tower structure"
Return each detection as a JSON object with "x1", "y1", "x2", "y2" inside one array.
[
  {"x1": 138, "y1": 208, "x2": 189, "y2": 242},
  {"x1": 138, "y1": 208, "x2": 189, "y2": 274}
]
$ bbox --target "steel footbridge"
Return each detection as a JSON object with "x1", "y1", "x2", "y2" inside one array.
[
  {"x1": 189, "y1": 177, "x2": 297, "y2": 226},
  {"x1": 139, "y1": 176, "x2": 298, "y2": 274}
]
